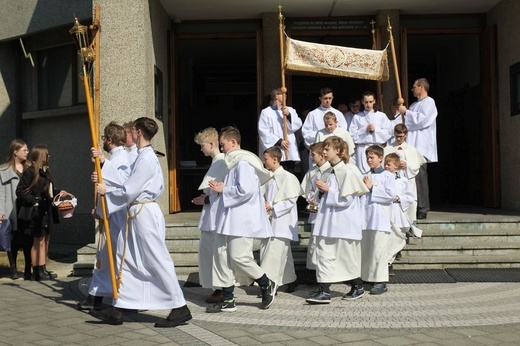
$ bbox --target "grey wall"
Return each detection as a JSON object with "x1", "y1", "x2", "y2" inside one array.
[
  {"x1": 0, "y1": 42, "x2": 18, "y2": 153},
  {"x1": 0, "y1": 0, "x2": 92, "y2": 41},
  {"x1": 488, "y1": 0, "x2": 520, "y2": 210}
]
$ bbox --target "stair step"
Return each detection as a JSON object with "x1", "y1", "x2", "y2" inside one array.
[{"x1": 394, "y1": 255, "x2": 520, "y2": 269}]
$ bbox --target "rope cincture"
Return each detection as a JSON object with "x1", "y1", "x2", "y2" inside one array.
[{"x1": 116, "y1": 200, "x2": 157, "y2": 290}]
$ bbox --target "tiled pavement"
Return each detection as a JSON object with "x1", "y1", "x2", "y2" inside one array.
[{"x1": 2, "y1": 262, "x2": 520, "y2": 345}]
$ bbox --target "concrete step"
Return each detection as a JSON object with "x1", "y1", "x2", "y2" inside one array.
[
  {"x1": 393, "y1": 255, "x2": 520, "y2": 269},
  {"x1": 402, "y1": 241, "x2": 520, "y2": 256},
  {"x1": 410, "y1": 228, "x2": 520, "y2": 244}
]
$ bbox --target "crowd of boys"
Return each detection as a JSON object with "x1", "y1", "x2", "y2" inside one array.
[{"x1": 84, "y1": 77, "x2": 436, "y2": 326}]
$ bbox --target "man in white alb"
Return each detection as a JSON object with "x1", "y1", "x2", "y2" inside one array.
[{"x1": 398, "y1": 78, "x2": 438, "y2": 220}]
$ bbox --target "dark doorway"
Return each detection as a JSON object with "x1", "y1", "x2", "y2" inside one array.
[
  {"x1": 177, "y1": 37, "x2": 258, "y2": 211},
  {"x1": 406, "y1": 34, "x2": 482, "y2": 207}
]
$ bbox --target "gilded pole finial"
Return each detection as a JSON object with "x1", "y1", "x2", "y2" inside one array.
[
  {"x1": 387, "y1": 15, "x2": 392, "y2": 34},
  {"x1": 278, "y1": 4, "x2": 284, "y2": 23}
]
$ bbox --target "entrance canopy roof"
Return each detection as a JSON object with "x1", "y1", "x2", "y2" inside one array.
[{"x1": 160, "y1": 0, "x2": 502, "y2": 21}]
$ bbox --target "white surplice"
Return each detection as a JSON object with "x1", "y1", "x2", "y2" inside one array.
[
  {"x1": 350, "y1": 110, "x2": 392, "y2": 173},
  {"x1": 404, "y1": 96, "x2": 438, "y2": 162},
  {"x1": 312, "y1": 161, "x2": 367, "y2": 283},
  {"x1": 212, "y1": 157, "x2": 273, "y2": 288},
  {"x1": 314, "y1": 127, "x2": 355, "y2": 157},
  {"x1": 197, "y1": 153, "x2": 227, "y2": 288},
  {"x1": 258, "y1": 105, "x2": 302, "y2": 162},
  {"x1": 260, "y1": 167, "x2": 301, "y2": 286},
  {"x1": 361, "y1": 168, "x2": 397, "y2": 283},
  {"x1": 301, "y1": 161, "x2": 331, "y2": 270},
  {"x1": 102, "y1": 146, "x2": 186, "y2": 310},
  {"x1": 301, "y1": 106, "x2": 348, "y2": 148},
  {"x1": 384, "y1": 141, "x2": 427, "y2": 222}
]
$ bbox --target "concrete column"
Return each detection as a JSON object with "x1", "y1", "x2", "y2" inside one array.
[
  {"x1": 376, "y1": 9, "x2": 400, "y2": 116},
  {"x1": 95, "y1": 0, "x2": 171, "y2": 213}
]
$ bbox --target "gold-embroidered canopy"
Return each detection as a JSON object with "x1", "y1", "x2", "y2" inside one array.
[{"x1": 284, "y1": 37, "x2": 389, "y2": 81}]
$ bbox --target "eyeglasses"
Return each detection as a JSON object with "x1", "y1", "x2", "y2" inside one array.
[{"x1": 101, "y1": 135, "x2": 106, "y2": 141}]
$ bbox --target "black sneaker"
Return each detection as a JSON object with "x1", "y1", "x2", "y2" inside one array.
[
  {"x1": 370, "y1": 283, "x2": 388, "y2": 295},
  {"x1": 206, "y1": 299, "x2": 237, "y2": 313},
  {"x1": 261, "y1": 280, "x2": 277, "y2": 309},
  {"x1": 342, "y1": 286, "x2": 365, "y2": 300},
  {"x1": 285, "y1": 280, "x2": 298, "y2": 293},
  {"x1": 154, "y1": 305, "x2": 192, "y2": 327}
]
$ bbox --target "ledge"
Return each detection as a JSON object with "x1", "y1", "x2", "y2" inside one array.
[{"x1": 22, "y1": 105, "x2": 86, "y2": 120}]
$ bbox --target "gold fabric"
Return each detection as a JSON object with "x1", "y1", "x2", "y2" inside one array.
[{"x1": 285, "y1": 37, "x2": 389, "y2": 81}]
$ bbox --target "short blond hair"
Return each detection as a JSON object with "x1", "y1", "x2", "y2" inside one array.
[
  {"x1": 323, "y1": 111, "x2": 337, "y2": 122},
  {"x1": 194, "y1": 127, "x2": 219, "y2": 145}
]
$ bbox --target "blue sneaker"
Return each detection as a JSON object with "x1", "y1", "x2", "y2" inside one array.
[
  {"x1": 370, "y1": 283, "x2": 388, "y2": 295},
  {"x1": 306, "y1": 291, "x2": 331, "y2": 304},
  {"x1": 342, "y1": 286, "x2": 365, "y2": 300}
]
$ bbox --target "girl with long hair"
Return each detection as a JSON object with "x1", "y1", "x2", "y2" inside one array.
[
  {"x1": 16, "y1": 145, "x2": 67, "y2": 281},
  {"x1": 0, "y1": 139, "x2": 30, "y2": 279}
]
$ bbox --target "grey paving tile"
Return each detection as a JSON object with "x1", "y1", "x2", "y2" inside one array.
[
  {"x1": 307, "y1": 336, "x2": 341, "y2": 345},
  {"x1": 486, "y1": 332, "x2": 520, "y2": 343},
  {"x1": 375, "y1": 336, "x2": 418, "y2": 345},
  {"x1": 229, "y1": 336, "x2": 262, "y2": 345}
]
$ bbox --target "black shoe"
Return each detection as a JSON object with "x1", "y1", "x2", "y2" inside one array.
[
  {"x1": 395, "y1": 251, "x2": 402, "y2": 261},
  {"x1": 77, "y1": 295, "x2": 103, "y2": 311},
  {"x1": 417, "y1": 212, "x2": 427, "y2": 220},
  {"x1": 388, "y1": 265, "x2": 395, "y2": 277},
  {"x1": 260, "y1": 280, "x2": 277, "y2": 309},
  {"x1": 10, "y1": 266, "x2": 19, "y2": 280},
  {"x1": 154, "y1": 305, "x2": 192, "y2": 328},
  {"x1": 40, "y1": 267, "x2": 57, "y2": 280},
  {"x1": 285, "y1": 280, "x2": 298, "y2": 293},
  {"x1": 89, "y1": 307, "x2": 124, "y2": 325},
  {"x1": 204, "y1": 289, "x2": 223, "y2": 304}
]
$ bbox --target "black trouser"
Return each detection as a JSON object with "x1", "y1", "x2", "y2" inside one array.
[
  {"x1": 11, "y1": 230, "x2": 32, "y2": 276},
  {"x1": 416, "y1": 161, "x2": 430, "y2": 214}
]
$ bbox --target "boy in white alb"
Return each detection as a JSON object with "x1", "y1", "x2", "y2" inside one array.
[
  {"x1": 261, "y1": 146, "x2": 302, "y2": 293},
  {"x1": 306, "y1": 136, "x2": 369, "y2": 304},
  {"x1": 384, "y1": 124, "x2": 426, "y2": 227},
  {"x1": 350, "y1": 91, "x2": 392, "y2": 173},
  {"x1": 84, "y1": 122, "x2": 131, "y2": 311},
  {"x1": 383, "y1": 153, "x2": 415, "y2": 271},
  {"x1": 315, "y1": 111, "x2": 355, "y2": 160},
  {"x1": 361, "y1": 145, "x2": 397, "y2": 295},
  {"x1": 191, "y1": 128, "x2": 228, "y2": 304},
  {"x1": 301, "y1": 87, "x2": 348, "y2": 148},
  {"x1": 207, "y1": 126, "x2": 276, "y2": 313},
  {"x1": 301, "y1": 142, "x2": 330, "y2": 270}
]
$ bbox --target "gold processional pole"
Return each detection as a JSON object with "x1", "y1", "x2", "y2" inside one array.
[
  {"x1": 387, "y1": 16, "x2": 404, "y2": 123},
  {"x1": 371, "y1": 20, "x2": 384, "y2": 113},
  {"x1": 70, "y1": 14, "x2": 119, "y2": 300},
  {"x1": 278, "y1": 4, "x2": 289, "y2": 160}
]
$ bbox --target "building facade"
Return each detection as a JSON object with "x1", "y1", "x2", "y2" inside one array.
[{"x1": 0, "y1": 0, "x2": 519, "y2": 245}]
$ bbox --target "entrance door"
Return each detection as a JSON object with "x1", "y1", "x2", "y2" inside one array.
[
  {"x1": 403, "y1": 29, "x2": 499, "y2": 208},
  {"x1": 171, "y1": 33, "x2": 259, "y2": 211}
]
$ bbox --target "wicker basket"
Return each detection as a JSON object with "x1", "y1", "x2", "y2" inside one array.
[{"x1": 53, "y1": 193, "x2": 77, "y2": 218}]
